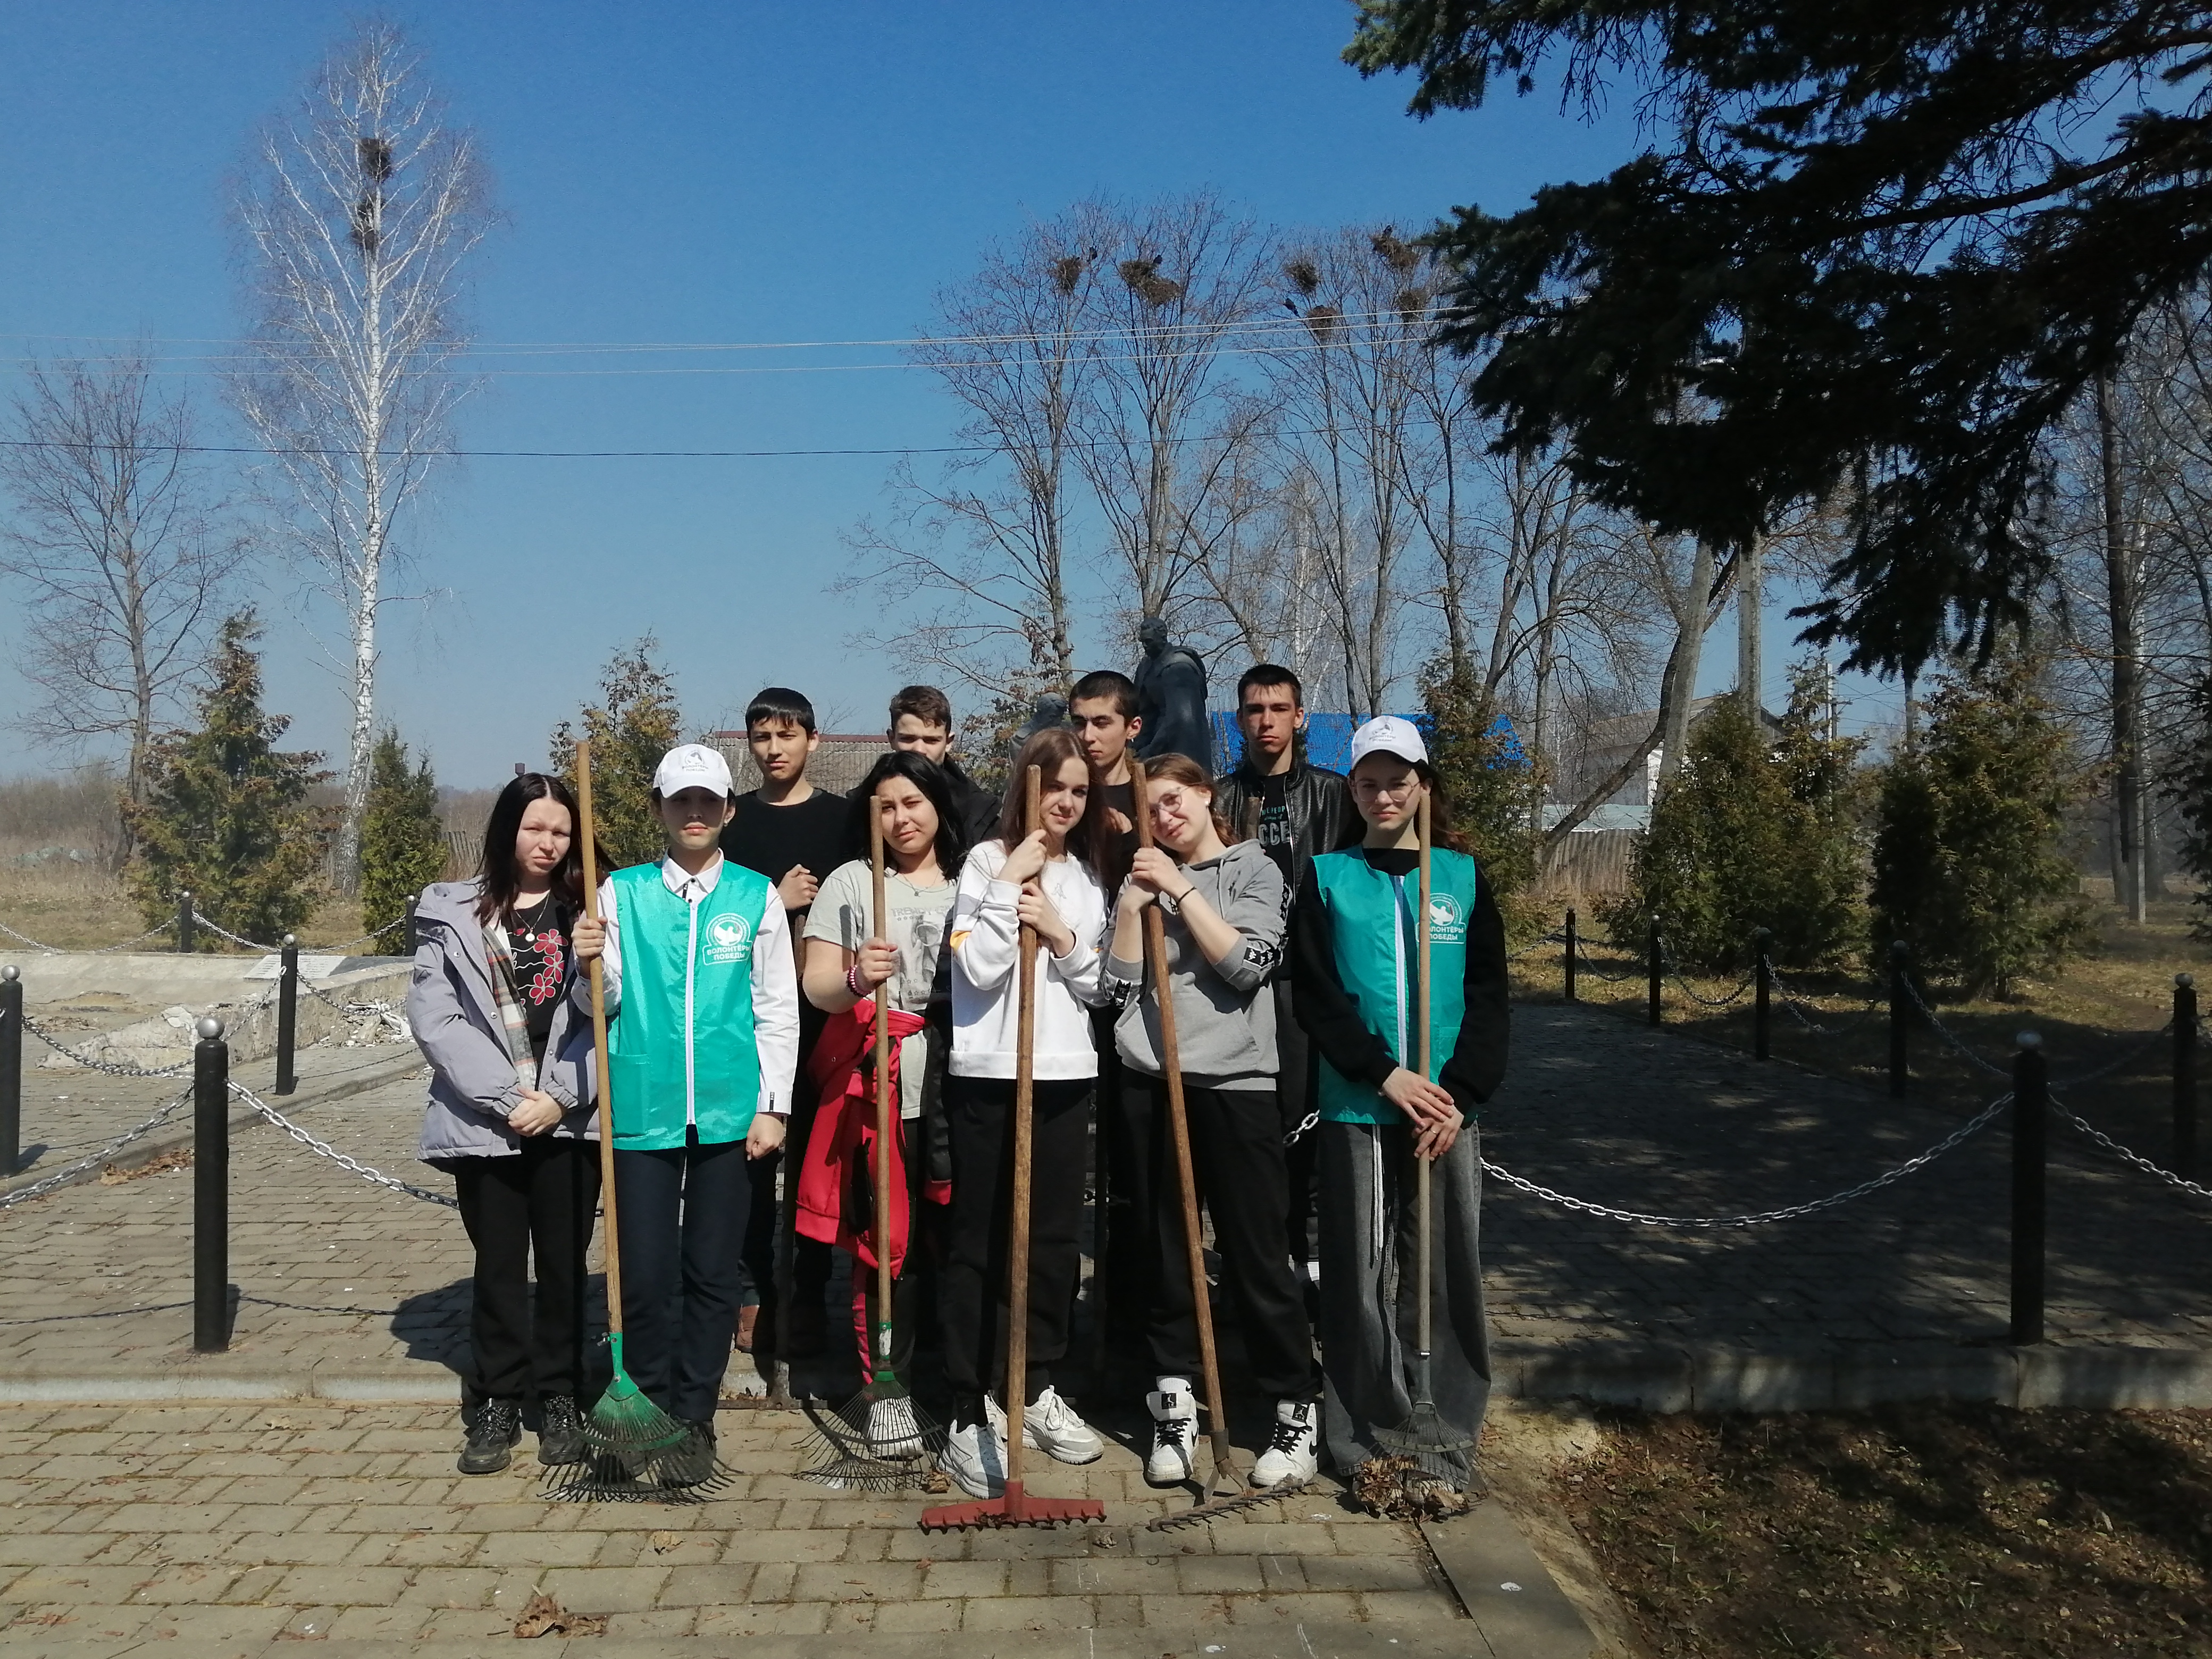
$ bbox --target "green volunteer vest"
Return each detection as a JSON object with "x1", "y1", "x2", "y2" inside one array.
[
  {"x1": 1311, "y1": 845, "x2": 1477, "y2": 1125},
  {"x1": 605, "y1": 860, "x2": 769, "y2": 1150}
]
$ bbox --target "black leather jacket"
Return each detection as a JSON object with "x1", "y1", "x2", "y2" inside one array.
[{"x1": 1211, "y1": 757, "x2": 1359, "y2": 891}]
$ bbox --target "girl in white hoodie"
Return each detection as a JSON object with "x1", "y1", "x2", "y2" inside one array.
[{"x1": 936, "y1": 726, "x2": 1110, "y2": 1498}]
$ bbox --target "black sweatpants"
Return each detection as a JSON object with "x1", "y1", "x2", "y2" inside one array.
[
  {"x1": 1142, "y1": 1079, "x2": 1319, "y2": 1402},
  {"x1": 451, "y1": 1137, "x2": 601, "y2": 1411},
  {"x1": 941, "y1": 1075, "x2": 1092, "y2": 1419},
  {"x1": 613, "y1": 1129, "x2": 754, "y2": 1424},
  {"x1": 742, "y1": 1004, "x2": 833, "y2": 1369}
]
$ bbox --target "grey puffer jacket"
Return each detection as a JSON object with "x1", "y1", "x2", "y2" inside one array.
[{"x1": 409, "y1": 880, "x2": 598, "y2": 1162}]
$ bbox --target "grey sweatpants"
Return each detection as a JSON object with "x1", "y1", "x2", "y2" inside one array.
[{"x1": 1315, "y1": 1118, "x2": 1489, "y2": 1488}]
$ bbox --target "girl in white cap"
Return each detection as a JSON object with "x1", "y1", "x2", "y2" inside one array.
[
  {"x1": 571, "y1": 743, "x2": 800, "y2": 1486},
  {"x1": 1289, "y1": 715, "x2": 1510, "y2": 1502}
]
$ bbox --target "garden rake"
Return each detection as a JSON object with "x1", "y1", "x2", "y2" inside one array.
[
  {"x1": 802, "y1": 805, "x2": 945, "y2": 1490},
  {"x1": 920, "y1": 766, "x2": 1105, "y2": 1531},
  {"x1": 545, "y1": 740, "x2": 728, "y2": 1501},
  {"x1": 1367, "y1": 793, "x2": 1473, "y2": 1511},
  {"x1": 1130, "y1": 759, "x2": 1304, "y2": 1531}
]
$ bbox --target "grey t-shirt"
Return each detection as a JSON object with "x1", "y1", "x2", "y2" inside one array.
[{"x1": 805, "y1": 859, "x2": 956, "y2": 1119}]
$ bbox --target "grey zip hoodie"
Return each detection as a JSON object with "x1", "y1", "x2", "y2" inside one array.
[{"x1": 1103, "y1": 839, "x2": 1287, "y2": 1090}]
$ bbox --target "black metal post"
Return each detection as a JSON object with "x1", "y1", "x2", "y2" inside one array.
[
  {"x1": 1753, "y1": 929, "x2": 1772, "y2": 1062},
  {"x1": 1563, "y1": 908, "x2": 1578, "y2": 1004},
  {"x1": 404, "y1": 894, "x2": 419, "y2": 956},
  {"x1": 0, "y1": 965, "x2": 20, "y2": 1178},
  {"x1": 177, "y1": 890, "x2": 195, "y2": 956},
  {"x1": 2010, "y1": 1032, "x2": 2046, "y2": 1347},
  {"x1": 2176, "y1": 974, "x2": 2198, "y2": 1183},
  {"x1": 1888, "y1": 940, "x2": 1910, "y2": 1099},
  {"x1": 274, "y1": 935, "x2": 299, "y2": 1097},
  {"x1": 1647, "y1": 916, "x2": 1663, "y2": 1026},
  {"x1": 193, "y1": 1015, "x2": 229, "y2": 1353}
]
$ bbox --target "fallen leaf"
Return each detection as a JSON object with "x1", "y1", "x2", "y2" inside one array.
[
  {"x1": 512, "y1": 1592, "x2": 606, "y2": 1639},
  {"x1": 649, "y1": 1530, "x2": 677, "y2": 1553}
]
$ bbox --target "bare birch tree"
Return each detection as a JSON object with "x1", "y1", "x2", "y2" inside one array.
[
  {"x1": 0, "y1": 355, "x2": 246, "y2": 860},
  {"x1": 843, "y1": 212, "x2": 1101, "y2": 696},
  {"x1": 230, "y1": 21, "x2": 491, "y2": 888}
]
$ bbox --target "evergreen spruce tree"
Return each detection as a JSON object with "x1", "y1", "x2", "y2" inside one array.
[
  {"x1": 2160, "y1": 668, "x2": 2212, "y2": 940},
  {"x1": 124, "y1": 610, "x2": 331, "y2": 950},
  {"x1": 359, "y1": 730, "x2": 446, "y2": 954},
  {"x1": 1602, "y1": 671, "x2": 1864, "y2": 971},
  {"x1": 1870, "y1": 656, "x2": 2087, "y2": 997},
  {"x1": 1418, "y1": 655, "x2": 1537, "y2": 898},
  {"x1": 551, "y1": 636, "x2": 683, "y2": 869}
]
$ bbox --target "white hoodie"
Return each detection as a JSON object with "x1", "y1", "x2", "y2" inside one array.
[{"x1": 948, "y1": 839, "x2": 1108, "y2": 1080}]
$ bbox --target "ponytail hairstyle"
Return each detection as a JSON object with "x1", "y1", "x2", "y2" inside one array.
[
  {"x1": 994, "y1": 727, "x2": 1100, "y2": 876},
  {"x1": 1411, "y1": 759, "x2": 1470, "y2": 854},
  {"x1": 475, "y1": 773, "x2": 606, "y2": 923},
  {"x1": 1132, "y1": 751, "x2": 1234, "y2": 850}
]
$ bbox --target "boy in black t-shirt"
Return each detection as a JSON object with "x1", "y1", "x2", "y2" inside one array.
[{"x1": 717, "y1": 688, "x2": 846, "y2": 1375}]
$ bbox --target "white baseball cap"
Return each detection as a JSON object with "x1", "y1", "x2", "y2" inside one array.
[
  {"x1": 652, "y1": 743, "x2": 734, "y2": 799},
  {"x1": 1348, "y1": 715, "x2": 1429, "y2": 769}
]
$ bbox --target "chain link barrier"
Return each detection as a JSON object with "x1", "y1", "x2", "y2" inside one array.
[
  {"x1": 227, "y1": 1080, "x2": 456, "y2": 1208},
  {"x1": 1763, "y1": 960, "x2": 1888, "y2": 1036},
  {"x1": 1654, "y1": 943, "x2": 1755, "y2": 1009},
  {"x1": 20, "y1": 1007, "x2": 188, "y2": 1079},
  {"x1": 0, "y1": 1088, "x2": 194, "y2": 1208},
  {"x1": 190, "y1": 909, "x2": 408, "y2": 954},
  {"x1": 2050, "y1": 1092, "x2": 2212, "y2": 1202},
  {"x1": 1569, "y1": 938, "x2": 1641, "y2": 984},
  {"x1": 0, "y1": 916, "x2": 175, "y2": 954},
  {"x1": 1482, "y1": 1092, "x2": 2010, "y2": 1228}
]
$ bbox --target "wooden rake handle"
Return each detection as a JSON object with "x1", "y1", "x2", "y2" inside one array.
[{"x1": 575, "y1": 741, "x2": 623, "y2": 1336}]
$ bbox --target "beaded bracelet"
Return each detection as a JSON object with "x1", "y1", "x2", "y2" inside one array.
[{"x1": 846, "y1": 961, "x2": 868, "y2": 998}]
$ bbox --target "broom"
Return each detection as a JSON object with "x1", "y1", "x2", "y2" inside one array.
[
  {"x1": 545, "y1": 740, "x2": 717, "y2": 1500},
  {"x1": 920, "y1": 765, "x2": 1105, "y2": 1531},
  {"x1": 1131, "y1": 759, "x2": 1300, "y2": 1530},
  {"x1": 1367, "y1": 792, "x2": 1473, "y2": 1513},
  {"x1": 801, "y1": 802, "x2": 945, "y2": 1489}
]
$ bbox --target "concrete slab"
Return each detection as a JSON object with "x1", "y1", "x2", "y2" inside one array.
[
  {"x1": 1423, "y1": 1504, "x2": 1594, "y2": 1658},
  {"x1": 1503, "y1": 1345, "x2": 1694, "y2": 1412},
  {"x1": 2015, "y1": 1343, "x2": 2212, "y2": 1409},
  {"x1": 1831, "y1": 1343, "x2": 2017, "y2": 1409}
]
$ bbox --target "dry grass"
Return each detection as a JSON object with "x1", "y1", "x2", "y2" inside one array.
[{"x1": 1556, "y1": 1403, "x2": 2212, "y2": 1658}]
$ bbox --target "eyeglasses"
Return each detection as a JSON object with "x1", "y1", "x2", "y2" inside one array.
[{"x1": 1351, "y1": 780, "x2": 1421, "y2": 802}]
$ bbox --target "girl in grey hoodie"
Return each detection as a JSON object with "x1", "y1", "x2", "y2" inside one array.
[
  {"x1": 1104, "y1": 752, "x2": 1320, "y2": 1495},
  {"x1": 408, "y1": 774, "x2": 603, "y2": 1477}
]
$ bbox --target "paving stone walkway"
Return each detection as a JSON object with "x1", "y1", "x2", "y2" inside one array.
[{"x1": 1481, "y1": 1002, "x2": 2212, "y2": 1356}]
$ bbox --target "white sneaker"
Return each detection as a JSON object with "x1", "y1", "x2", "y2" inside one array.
[
  {"x1": 1145, "y1": 1379, "x2": 1198, "y2": 1486},
  {"x1": 986, "y1": 1386, "x2": 1104, "y2": 1465},
  {"x1": 936, "y1": 1417, "x2": 1004, "y2": 1498},
  {"x1": 866, "y1": 1394, "x2": 927, "y2": 1459},
  {"x1": 1252, "y1": 1398, "x2": 1319, "y2": 1489}
]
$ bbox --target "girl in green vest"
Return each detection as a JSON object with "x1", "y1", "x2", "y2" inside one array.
[
  {"x1": 1289, "y1": 717, "x2": 1510, "y2": 1499},
  {"x1": 572, "y1": 743, "x2": 800, "y2": 1486}
]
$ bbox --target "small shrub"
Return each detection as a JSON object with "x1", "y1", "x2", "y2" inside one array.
[
  {"x1": 1419, "y1": 654, "x2": 1538, "y2": 899},
  {"x1": 550, "y1": 636, "x2": 683, "y2": 870}
]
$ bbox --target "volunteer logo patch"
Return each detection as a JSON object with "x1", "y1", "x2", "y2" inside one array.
[
  {"x1": 1427, "y1": 892, "x2": 1466, "y2": 942},
  {"x1": 703, "y1": 911, "x2": 755, "y2": 965}
]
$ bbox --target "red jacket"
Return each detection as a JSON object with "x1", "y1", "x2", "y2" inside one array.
[{"x1": 796, "y1": 1000, "x2": 933, "y2": 1273}]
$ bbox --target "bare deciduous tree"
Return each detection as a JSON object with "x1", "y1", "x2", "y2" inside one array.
[
  {"x1": 0, "y1": 355, "x2": 245, "y2": 860},
  {"x1": 842, "y1": 214, "x2": 1102, "y2": 696},
  {"x1": 230, "y1": 21, "x2": 491, "y2": 889}
]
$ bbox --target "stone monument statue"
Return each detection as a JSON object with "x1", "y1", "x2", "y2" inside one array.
[
  {"x1": 1013, "y1": 692, "x2": 1069, "y2": 753},
  {"x1": 1132, "y1": 614, "x2": 1210, "y2": 767}
]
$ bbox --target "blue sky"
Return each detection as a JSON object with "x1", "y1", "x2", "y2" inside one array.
[{"x1": 1, "y1": 2, "x2": 1881, "y2": 786}]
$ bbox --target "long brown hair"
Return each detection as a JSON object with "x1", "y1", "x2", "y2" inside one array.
[
  {"x1": 474, "y1": 773, "x2": 606, "y2": 923},
  {"x1": 1350, "y1": 754, "x2": 1470, "y2": 853},
  {"x1": 1133, "y1": 752, "x2": 1235, "y2": 850},
  {"x1": 993, "y1": 727, "x2": 1099, "y2": 875}
]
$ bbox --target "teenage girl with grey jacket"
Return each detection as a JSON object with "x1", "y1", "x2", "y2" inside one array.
[
  {"x1": 1103, "y1": 751, "x2": 1320, "y2": 1494},
  {"x1": 408, "y1": 773, "x2": 605, "y2": 1476}
]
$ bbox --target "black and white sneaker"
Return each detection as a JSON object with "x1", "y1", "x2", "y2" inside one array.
[
  {"x1": 1252, "y1": 1398, "x2": 1318, "y2": 1489},
  {"x1": 1144, "y1": 1380, "x2": 1198, "y2": 1485},
  {"x1": 458, "y1": 1399, "x2": 521, "y2": 1475}
]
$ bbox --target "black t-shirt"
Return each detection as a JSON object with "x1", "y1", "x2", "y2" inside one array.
[
  {"x1": 1253, "y1": 773, "x2": 1294, "y2": 880},
  {"x1": 504, "y1": 894, "x2": 573, "y2": 1062},
  {"x1": 718, "y1": 788, "x2": 850, "y2": 895},
  {"x1": 1093, "y1": 778, "x2": 1138, "y2": 889}
]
